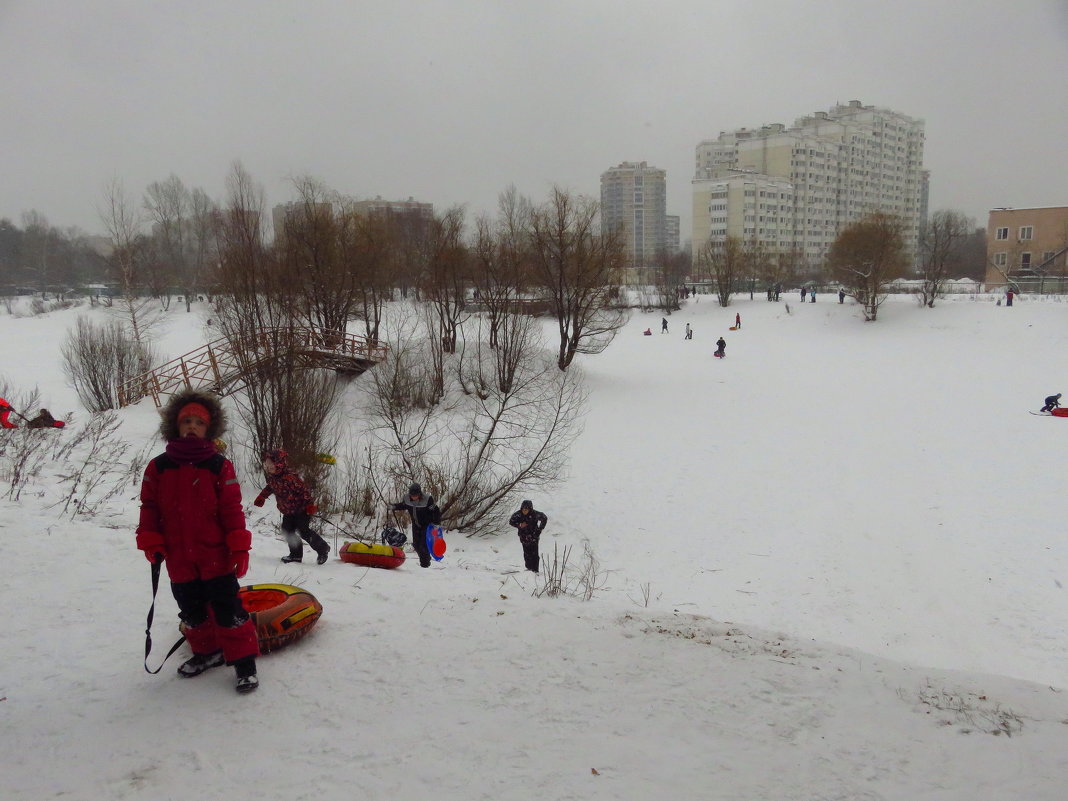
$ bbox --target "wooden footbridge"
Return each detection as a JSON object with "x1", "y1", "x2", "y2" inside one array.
[{"x1": 117, "y1": 327, "x2": 388, "y2": 407}]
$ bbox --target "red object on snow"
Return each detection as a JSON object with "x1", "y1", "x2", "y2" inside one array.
[
  {"x1": 237, "y1": 583, "x2": 323, "y2": 653},
  {"x1": 1051, "y1": 409, "x2": 1068, "y2": 417},
  {"x1": 339, "y1": 541, "x2": 406, "y2": 569}
]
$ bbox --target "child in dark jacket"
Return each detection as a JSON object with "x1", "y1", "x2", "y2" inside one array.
[
  {"x1": 508, "y1": 500, "x2": 548, "y2": 573},
  {"x1": 390, "y1": 482, "x2": 441, "y2": 568},
  {"x1": 254, "y1": 449, "x2": 331, "y2": 565},
  {"x1": 136, "y1": 389, "x2": 260, "y2": 693}
]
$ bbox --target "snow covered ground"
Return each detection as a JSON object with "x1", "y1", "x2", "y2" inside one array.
[{"x1": 4, "y1": 291, "x2": 1068, "y2": 800}]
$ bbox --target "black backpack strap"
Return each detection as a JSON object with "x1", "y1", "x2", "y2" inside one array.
[{"x1": 144, "y1": 557, "x2": 185, "y2": 674}]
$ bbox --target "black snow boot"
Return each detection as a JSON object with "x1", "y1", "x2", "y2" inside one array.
[
  {"x1": 177, "y1": 650, "x2": 224, "y2": 678},
  {"x1": 281, "y1": 551, "x2": 302, "y2": 564},
  {"x1": 234, "y1": 657, "x2": 258, "y2": 694}
]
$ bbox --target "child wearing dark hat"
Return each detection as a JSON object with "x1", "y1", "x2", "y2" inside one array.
[
  {"x1": 508, "y1": 500, "x2": 548, "y2": 573},
  {"x1": 254, "y1": 449, "x2": 331, "y2": 565},
  {"x1": 389, "y1": 482, "x2": 442, "y2": 568},
  {"x1": 136, "y1": 390, "x2": 260, "y2": 693}
]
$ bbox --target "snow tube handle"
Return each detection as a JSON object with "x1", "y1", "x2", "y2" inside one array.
[{"x1": 144, "y1": 557, "x2": 186, "y2": 674}]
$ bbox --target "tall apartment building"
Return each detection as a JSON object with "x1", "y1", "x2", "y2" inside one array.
[
  {"x1": 600, "y1": 161, "x2": 668, "y2": 266},
  {"x1": 693, "y1": 100, "x2": 926, "y2": 266},
  {"x1": 349, "y1": 196, "x2": 434, "y2": 221},
  {"x1": 665, "y1": 215, "x2": 680, "y2": 253}
]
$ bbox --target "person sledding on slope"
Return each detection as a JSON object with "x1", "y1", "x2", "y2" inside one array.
[
  {"x1": 1041, "y1": 393, "x2": 1062, "y2": 413},
  {"x1": 26, "y1": 408, "x2": 61, "y2": 428},
  {"x1": 0, "y1": 397, "x2": 17, "y2": 428},
  {"x1": 390, "y1": 482, "x2": 441, "y2": 568},
  {"x1": 715, "y1": 337, "x2": 726, "y2": 358},
  {"x1": 136, "y1": 389, "x2": 259, "y2": 693},
  {"x1": 508, "y1": 499, "x2": 548, "y2": 574},
  {"x1": 253, "y1": 449, "x2": 331, "y2": 565}
]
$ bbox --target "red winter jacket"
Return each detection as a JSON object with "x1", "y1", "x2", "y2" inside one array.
[{"x1": 138, "y1": 449, "x2": 250, "y2": 583}]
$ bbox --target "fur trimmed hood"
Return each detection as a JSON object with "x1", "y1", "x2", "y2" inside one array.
[{"x1": 159, "y1": 389, "x2": 227, "y2": 441}]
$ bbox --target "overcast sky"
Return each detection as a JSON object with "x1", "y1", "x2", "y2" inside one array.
[{"x1": 2, "y1": 0, "x2": 1066, "y2": 242}]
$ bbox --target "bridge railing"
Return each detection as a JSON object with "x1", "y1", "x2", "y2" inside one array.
[{"x1": 117, "y1": 327, "x2": 388, "y2": 407}]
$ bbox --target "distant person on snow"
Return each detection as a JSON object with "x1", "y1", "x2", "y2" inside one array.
[
  {"x1": 1006, "y1": 289, "x2": 1015, "y2": 307},
  {"x1": 735, "y1": 312, "x2": 741, "y2": 329},
  {"x1": 839, "y1": 289, "x2": 846, "y2": 304},
  {"x1": 715, "y1": 337, "x2": 726, "y2": 358},
  {"x1": 136, "y1": 389, "x2": 259, "y2": 693},
  {"x1": 661, "y1": 317, "x2": 669, "y2": 333},
  {"x1": 800, "y1": 287, "x2": 807, "y2": 302},
  {"x1": 684, "y1": 323, "x2": 692, "y2": 340},
  {"x1": 254, "y1": 449, "x2": 331, "y2": 565},
  {"x1": 1041, "y1": 393, "x2": 1062, "y2": 413},
  {"x1": 26, "y1": 408, "x2": 57, "y2": 428},
  {"x1": 509, "y1": 499, "x2": 548, "y2": 573},
  {"x1": 390, "y1": 483, "x2": 442, "y2": 568},
  {"x1": 643, "y1": 328, "x2": 652, "y2": 336},
  {"x1": 810, "y1": 289, "x2": 816, "y2": 303}
]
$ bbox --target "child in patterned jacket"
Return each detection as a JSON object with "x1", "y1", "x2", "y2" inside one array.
[{"x1": 253, "y1": 449, "x2": 331, "y2": 565}]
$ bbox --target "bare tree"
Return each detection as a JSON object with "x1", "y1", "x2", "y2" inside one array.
[
  {"x1": 918, "y1": 210, "x2": 974, "y2": 307},
  {"x1": 827, "y1": 212, "x2": 908, "y2": 321},
  {"x1": 761, "y1": 247, "x2": 803, "y2": 299},
  {"x1": 143, "y1": 175, "x2": 218, "y2": 312},
  {"x1": 341, "y1": 205, "x2": 394, "y2": 346},
  {"x1": 98, "y1": 178, "x2": 160, "y2": 372},
  {"x1": 418, "y1": 206, "x2": 470, "y2": 354},
  {"x1": 213, "y1": 162, "x2": 339, "y2": 489},
  {"x1": 20, "y1": 211, "x2": 55, "y2": 297},
  {"x1": 527, "y1": 187, "x2": 629, "y2": 370},
  {"x1": 471, "y1": 186, "x2": 531, "y2": 350},
  {"x1": 699, "y1": 235, "x2": 746, "y2": 307},
  {"x1": 651, "y1": 248, "x2": 688, "y2": 313},
  {"x1": 278, "y1": 177, "x2": 360, "y2": 338},
  {"x1": 361, "y1": 311, "x2": 586, "y2": 534}
]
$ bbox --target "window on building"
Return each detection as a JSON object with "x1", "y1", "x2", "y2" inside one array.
[
  {"x1": 994, "y1": 252, "x2": 1007, "y2": 266},
  {"x1": 1021, "y1": 253, "x2": 1031, "y2": 268},
  {"x1": 1019, "y1": 226, "x2": 1033, "y2": 240},
  {"x1": 995, "y1": 226, "x2": 1008, "y2": 239}
]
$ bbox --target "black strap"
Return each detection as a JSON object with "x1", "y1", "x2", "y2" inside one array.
[{"x1": 144, "y1": 557, "x2": 186, "y2": 674}]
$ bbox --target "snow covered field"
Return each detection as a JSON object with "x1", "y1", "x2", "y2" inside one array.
[{"x1": 4, "y1": 292, "x2": 1068, "y2": 800}]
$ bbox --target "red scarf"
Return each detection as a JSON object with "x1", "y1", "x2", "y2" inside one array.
[{"x1": 165, "y1": 438, "x2": 218, "y2": 464}]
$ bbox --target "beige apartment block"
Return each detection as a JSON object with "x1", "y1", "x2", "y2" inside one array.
[
  {"x1": 693, "y1": 100, "x2": 926, "y2": 268},
  {"x1": 692, "y1": 172, "x2": 795, "y2": 255},
  {"x1": 985, "y1": 206, "x2": 1068, "y2": 291}
]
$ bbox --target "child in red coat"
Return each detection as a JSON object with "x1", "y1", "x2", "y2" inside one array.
[
  {"x1": 254, "y1": 449, "x2": 331, "y2": 565},
  {"x1": 136, "y1": 390, "x2": 259, "y2": 693}
]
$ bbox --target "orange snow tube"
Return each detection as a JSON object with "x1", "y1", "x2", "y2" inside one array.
[
  {"x1": 339, "y1": 541, "x2": 406, "y2": 569},
  {"x1": 238, "y1": 583, "x2": 323, "y2": 654}
]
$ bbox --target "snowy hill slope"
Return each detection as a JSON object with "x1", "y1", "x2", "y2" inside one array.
[{"x1": 4, "y1": 293, "x2": 1068, "y2": 799}]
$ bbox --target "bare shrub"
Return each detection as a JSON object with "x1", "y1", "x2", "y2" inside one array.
[
  {"x1": 909, "y1": 681, "x2": 1024, "y2": 737},
  {"x1": 53, "y1": 411, "x2": 142, "y2": 517},
  {"x1": 0, "y1": 387, "x2": 48, "y2": 501},
  {"x1": 61, "y1": 316, "x2": 155, "y2": 411},
  {"x1": 533, "y1": 541, "x2": 605, "y2": 601}
]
